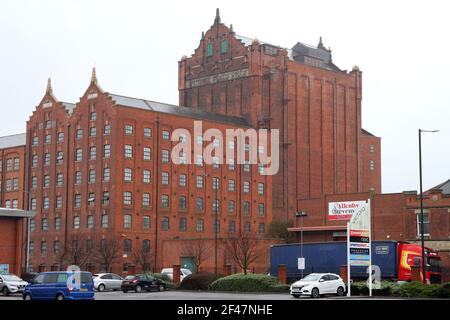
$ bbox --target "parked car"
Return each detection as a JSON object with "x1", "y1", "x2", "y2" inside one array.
[
  {"x1": 161, "y1": 268, "x2": 192, "y2": 282},
  {"x1": 0, "y1": 274, "x2": 28, "y2": 296},
  {"x1": 22, "y1": 271, "x2": 94, "y2": 300},
  {"x1": 290, "y1": 273, "x2": 346, "y2": 298},
  {"x1": 93, "y1": 273, "x2": 123, "y2": 292},
  {"x1": 121, "y1": 274, "x2": 166, "y2": 293}
]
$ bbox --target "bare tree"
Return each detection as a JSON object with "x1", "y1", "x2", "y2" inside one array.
[
  {"x1": 223, "y1": 233, "x2": 261, "y2": 275},
  {"x1": 133, "y1": 241, "x2": 153, "y2": 273},
  {"x1": 66, "y1": 236, "x2": 90, "y2": 269},
  {"x1": 95, "y1": 237, "x2": 121, "y2": 272},
  {"x1": 181, "y1": 238, "x2": 210, "y2": 272}
]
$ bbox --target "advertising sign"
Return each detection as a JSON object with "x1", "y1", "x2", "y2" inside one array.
[
  {"x1": 297, "y1": 258, "x2": 305, "y2": 270},
  {"x1": 328, "y1": 201, "x2": 367, "y2": 220}
]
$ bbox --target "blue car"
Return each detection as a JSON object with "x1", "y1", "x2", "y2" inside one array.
[{"x1": 23, "y1": 271, "x2": 95, "y2": 300}]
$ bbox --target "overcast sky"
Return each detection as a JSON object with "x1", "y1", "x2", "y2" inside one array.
[{"x1": 1, "y1": 0, "x2": 449, "y2": 193}]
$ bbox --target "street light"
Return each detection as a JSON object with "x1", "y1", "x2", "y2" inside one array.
[
  {"x1": 295, "y1": 211, "x2": 307, "y2": 278},
  {"x1": 418, "y1": 129, "x2": 438, "y2": 283}
]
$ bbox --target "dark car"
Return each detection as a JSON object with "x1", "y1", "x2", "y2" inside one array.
[{"x1": 121, "y1": 274, "x2": 166, "y2": 293}]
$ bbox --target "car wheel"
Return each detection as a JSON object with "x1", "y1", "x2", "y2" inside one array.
[
  {"x1": 122, "y1": 289, "x2": 128, "y2": 293},
  {"x1": 23, "y1": 293, "x2": 32, "y2": 301},
  {"x1": 56, "y1": 293, "x2": 65, "y2": 301},
  {"x1": 2, "y1": 287, "x2": 9, "y2": 296},
  {"x1": 135, "y1": 285, "x2": 142, "y2": 293},
  {"x1": 292, "y1": 294, "x2": 300, "y2": 299},
  {"x1": 311, "y1": 288, "x2": 320, "y2": 298},
  {"x1": 98, "y1": 284, "x2": 106, "y2": 292},
  {"x1": 158, "y1": 285, "x2": 165, "y2": 292},
  {"x1": 337, "y1": 286, "x2": 345, "y2": 296}
]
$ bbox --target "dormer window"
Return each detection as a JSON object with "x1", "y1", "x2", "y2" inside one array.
[{"x1": 207, "y1": 43, "x2": 213, "y2": 57}]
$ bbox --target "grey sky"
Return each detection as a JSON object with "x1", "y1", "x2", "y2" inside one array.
[{"x1": 1, "y1": 0, "x2": 449, "y2": 193}]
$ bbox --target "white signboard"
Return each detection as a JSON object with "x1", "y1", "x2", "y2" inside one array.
[
  {"x1": 328, "y1": 201, "x2": 367, "y2": 220},
  {"x1": 297, "y1": 258, "x2": 305, "y2": 270}
]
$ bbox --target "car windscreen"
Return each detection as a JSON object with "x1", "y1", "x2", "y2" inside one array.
[
  {"x1": 2, "y1": 275, "x2": 22, "y2": 281},
  {"x1": 428, "y1": 257, "x2": 442, "y2": 272},
  {"x1": 301, "y1": 274, "x2": 321, "y2": 282},
  {"x1": 125, "y1": 275, "x2": 137, "y2": 280}
]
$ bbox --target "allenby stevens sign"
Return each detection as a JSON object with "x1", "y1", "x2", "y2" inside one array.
[{"x1": 328, "y1": 200, "x2": 367, "y2": 220}]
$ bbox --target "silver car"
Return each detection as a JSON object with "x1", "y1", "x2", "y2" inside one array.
[
  {"x1": 0, "y1": 274, "x2": 28, "y2": 296},
  {"x1": 93, "y1": 273, "x2": 124, "y2": 292}
]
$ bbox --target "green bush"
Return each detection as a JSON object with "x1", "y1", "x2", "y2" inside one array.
[
  {"x1": 209, "y1": 273, "x2": 289, "y2": 293},
  {"x1": 392, "y1": 281, "x2": 445, "y2": 298},
  {"x1": 179, "y1": 272, "x2": 222, "y2": 291},
  {"x1": 351, "y1": 281, "x2": 398, "y2": 296}
]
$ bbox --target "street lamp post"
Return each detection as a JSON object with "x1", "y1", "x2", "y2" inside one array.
[
  {"x1": 418, "y1": 129, "x2": 438, "y2": 283},
  {"x1": 295, "y1": 211, "x2": 307, "y2": 278}
]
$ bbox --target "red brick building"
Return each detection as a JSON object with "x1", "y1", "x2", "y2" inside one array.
[{"x1": 178, "y1": 10, "x2": 382, "y2": 222}]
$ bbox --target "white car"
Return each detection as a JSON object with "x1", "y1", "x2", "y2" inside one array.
[
  {"x1": 290, "y1": 273, "x2": 346, "y2": 298},
  {"x1": 0, "y1": 274, "x2": 28, "y2": 296},
  {"x1": 160, "y1": 268, "x2": 192, "y2": 282},
  {"x1": 93, "y1": 273, "x2": 124, "y2": 292}
]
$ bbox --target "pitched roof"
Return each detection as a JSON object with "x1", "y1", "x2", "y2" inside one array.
[
  {"x1": 107, "y1": 93, "x2": 252, "y2": 127},
  {"x1": 428, "y1": 179, "x2": 450, "y2": 195},
  {"x1": 61, "y1": 102, "x2": 76, "y2": 115},
  {"x1": 0, "y1": 133, "x2": 26, "y2": 149},
  {"x1": 362, "y1": 129, "x2": 376, "y2": 137}
]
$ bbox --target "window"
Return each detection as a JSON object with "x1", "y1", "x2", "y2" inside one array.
[
  {"x1": 43, "y1": 197, "x2": 49, "y2": 209},
  {"x1": 103, "y1": 167, "x2": 110, "y2": 182},
  {"x1": 161, "y1": 172, "x2": 169, "y2": 185},
  {"x1": 54, "y1": 217, "x2": 61, "y2": 231},
  {"x1": 31, "y1": 176, "x2": 37, "y2": 189},
  {"x1": 6, "y1": 179, "x2": 11, "y2": 192},
  {"x1": 90, "y1": 146, "x2": 96, "y2": 160},
  {"x1": 207, "y1": 43, "x2": 213, "y2": 56},
  {"x1": 196, "y1": 154, "x2": 203, "y2": 166},
  {"x1": 143, "y1": 216, "x2": 151, "y2": 230},
  {"x1": 29, "y1": 241, "x2": 34, "y2": 256},
  {"x1": 87, "y1": 215, "x2": 94, "y2": 229},
  {"x1": 243, "y1": 161, "x2": 250, "y2": 172},
  {"x1": 244, "y1": 222, "x2": 251, "y2": 234},
  {"x1": 143, "y1": 147, "x2": 152, "y2": 160},
  {"x1": 196, "y1": 219, "x2": 204, "y2": 232},
  {"x1": 258, "y1": 163, "x2": 264, "y2": 175},
  {"x1": 125, "y1": 125, "x2": 134, "y2": 135},
  {"x1": 225, "y1": 200, "x2": 235, "y2": 213},
  {"x1": 162, "y1": 130, "x2": 170, "y2": 140},
  {"x1": 258, "y1": 203, "x2": 265, "y2": 217},
  {"x1": 196, "y1": 197, "x2": 204, "y2": 212},
  {"x1": 212, "y1": 157, "x2": 220, "y2": 169},
  {"x1": 76, "y1": 148, "x2": 82, "y2": 161},
  {"x1": 73, "y1": 216, "x2": 80, "y2": 229},
  {"x1": 179, "y1": 218, "x2": 187, "y2": 232},
  {"x1": 143, "y1": 240, "x2": 151, "y2": 253},
  {"x1": 196, "y1": 176, "x2": 204, "y2": 188},
  {"x1": 123, "y1": 192, "x2": 132, "y2": 205},
  {"x1": 103, "y1": 191, "x2": 110, "y2": 205},
  {"x1": 162, "y1": 150, "x2": 169, "y2": 163},
  {"x1": 179, "y1": 196, "x2": 187, "y2": 210},
  {"x1": 143, "y1": 193, "x2": 151, "y2": 207},
  {"x1": 196, "y1": 135, "x2": 203, "y2": 145},
  {"x1": 221, "y1": 39, "x2": 228, "y2": 53},
  {"x1": 89, "y1": 127, "x2": 97, "y2": 137},
  {"x1": 41, "y1": 241, "x2": 47, "y2": 256},
  {"x1": 13, "y1": 158, "x2": 19, "y2": 170},
  {"x1": 179, "y1": 174, "x2": 187, "y2": 187},
  {"x1": 143, "y1": 170, "x2": 151, "y2": 183},
  {"x1": 75, "y1": 171, "x2": 81, "y2": 185},
  {"x1": 57, "y1": 132, "x2": 64, "y2": 142},
  {"x1": 243, "y1": 181, "x2": 250, "y2": 193},
  {"x1": 259, "y1": 223, "x2": 265, "y2": 234},
  {"x1": 74, "y1": 194, "x2": 81, "y2": 208},
  {"x1": 57, "y1": 173, "x2": 63, "y2": 186},
  {"x1": 144, "y1": 127, "x2": 152, "y2": 137},
  {"x1": 213, "y1": 177, "x2": 220, "y2": 190},
  {"x1": 103, "y1": 144, "x2": 110, "y2": 158},
  {"x1": 161, "y1": 194, "x2": 170, "y2": 208},
  {"x1": 370, "y1": 160, "x2": 375, "y2": 171},
  {"x1": 213, "y1": 199, "x2": 220, "y2": 213},
  {"x1": 12, "y1": 199, "x2": 18, "y2": 209},
  {"x1": 89, "y1": 169, "x2": 96, "y2": 183},
  {"x1": 6, "y1": 159, "x2": 13, "y2": 171},
  {"x1": 13, "y1": 178, "x2": 19, "y2": 191},
  {"x1": 123, "y1": 239, "x2": 132, "y2": 252},
  {"x1": 124, "y1": 168, "x2": 133, "y2": 182},
  {"x1": 88, "y1": 193, "x2": 95, "y2": 206},
  {"x1": 32, "y1": 155, "x2": 38, "y2": 167},
  {"x1": 258, "y1": 183, "x2": 265, "y2": 195},
  {"x1": 101, "y1": 214, "x2": 109, "y2": 228},
  {"x1": 56, "y1": 196, "x2": 62, "y2": 209},
  {"x1": 213, "y1": 220, "x2": 220, "y2": 233},
  {"x1": 90, "y1": 112, "x2": 97, "y2": 121},
  {"x1": 228, "y1": 220, "x2": 236, "y2": 233},
  {"x1": 76, "y1": 129, "x2": 83, "y2": 139},
  {"x1": 31, "y1": 198, "x2": 37, "y2": 210},
  {"x1": 45, "y1": 134, "x2": 51, "y2": 144},
  {"x1": 124, "y1": 145, "x2": 133, "y2": 158},
  {"x1": 124, "y1": 215, "x2": 132, "y2": 229},
  {"x1": 162, "y1": 216, "x2": 169, "y2": 231},
  {"x1": 56, "y1": 151, "x2": 63, "y2": 164},
  {"x1": 228, "y1": 179, "x2": 235, "y2": 192},
  {"x1": 44, "y1": 153, "x2": 50, "y2": 166},
  {"x1": 417, "y1": 211, "x2": 430, "y2": 237},
  {"x1": 5, "y1": 200, "x2": 11, "y2": 208},
  {"x1": 32, "y1": 136, "x2": 39, "y2": 146},
  {"x1": 370, "y1": 145, "x2": 375, "y2": 153},
  {"x1": 104, "y1": 124, "x2": 111, "y2": 135},
  {"x1": 243, "y1": 201, "x2": 250, "y2": 216}
]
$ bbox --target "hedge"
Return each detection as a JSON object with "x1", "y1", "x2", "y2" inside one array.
[
  {"x1": 178, "y1": 272, "x2": 222, "y2": 290},
  {"x1": 351, "y1": 281, "x2": 450, "y2": 298},
  {"x1": 209, "y1": 273, "x2": 289, "y2": 293}
]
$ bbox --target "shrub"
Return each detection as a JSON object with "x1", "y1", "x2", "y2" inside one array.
[
  {"x1": 392, "y1": 281, "x2": 444, "y2": 298},
  {"x1": 209, "y1": 273, "x2": 289, "y2": 292},
  {"x1": 147, "y1": 273, "x2": 177, "y2": 290},
  {"x1": 178, "y1": 272, "x2": 222, "y2": 290},
  {"x1": 351, "y1": 281, "x2": 398, "y2": 296}
]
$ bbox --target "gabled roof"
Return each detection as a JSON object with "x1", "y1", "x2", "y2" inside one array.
[
  {"x1": 0, "y1": 133, "x2": 26, "y2": 149},
  {"x1": 428, "y1": 179, "x2": 450, "y2": 195},
  {"x1": 107, "y1": 93, "x2": 252, "y2": 127},
  {"x1": 61, "y1": 102, "x2": 76, "y2": 115},
  {"x1": 362, "y1": 129, "x2": 376, "y2": 137}
]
